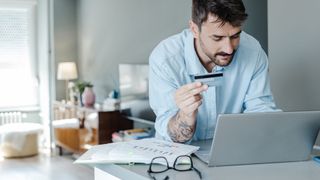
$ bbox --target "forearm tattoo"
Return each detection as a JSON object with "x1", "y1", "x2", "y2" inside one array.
[{"x1": 168, "y1": 113, "x2": 195, "y2": 143}]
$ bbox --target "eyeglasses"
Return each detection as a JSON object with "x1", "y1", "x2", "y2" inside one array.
[{"x1": 147, "y1": 155, "x2": 202, "y2": 180}]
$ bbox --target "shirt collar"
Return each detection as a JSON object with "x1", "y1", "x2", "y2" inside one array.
[
  {"x1": 184, "y1": 30, "x2": 225, "y2": 75},
  {"x1": 213, "y1": 65, "x2": 225, "y2": 73}
]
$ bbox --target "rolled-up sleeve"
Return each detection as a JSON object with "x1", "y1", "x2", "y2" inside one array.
[
  {"x1": 243, "y1": 47, "x2": 281, "y2": 112},
  {"x1": 149, "y1": 53, "x2": 179, "y2": 141}
]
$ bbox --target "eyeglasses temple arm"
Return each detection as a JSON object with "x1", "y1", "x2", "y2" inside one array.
[{"x1": 193, "y1": 167, "x2": 202, "y2": 179}]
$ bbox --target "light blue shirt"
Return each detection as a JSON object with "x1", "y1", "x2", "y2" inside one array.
[{"x1": 149, "y1": 29, "x2": 279, "y2": 141}]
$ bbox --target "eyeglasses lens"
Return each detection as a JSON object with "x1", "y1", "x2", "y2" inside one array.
[
  {"x1": 151, "y1": 157, "x2": 168, "y2": 172},
  {"x1": 174, "y1": 156, "x2": 192, "y2": 171}
]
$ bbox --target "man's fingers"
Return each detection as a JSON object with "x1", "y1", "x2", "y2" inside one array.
[
  {"x1": 190, "y1": 85, "x2": 208, "y2": 96},
  {"x1": 178, "y1": 95, "x2": 202, "y2": 109},
  {"x1": 174, "y1": 82, "x2": 208, "y2": 114},
  {"x1": 182, "y1": 100, "x2": 202, "y2": 115},
  {"x1": 183, "y1": 82, "x2": 202, "y2": 91},
  {"x1": 176, "y1": 82, "x2": 201, "y2": 96},
  {"x1": 176, "y1": 84, "x2": 208, "y2": 100}
]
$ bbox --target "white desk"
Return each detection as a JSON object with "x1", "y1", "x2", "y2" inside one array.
[{"x1": 92, "y1": 157, "x2": 320, "y2": 180}]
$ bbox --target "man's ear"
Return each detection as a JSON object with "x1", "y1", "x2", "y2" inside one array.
[{"x1": 189, "y1": 20, "x2": 200, "y2": 39}]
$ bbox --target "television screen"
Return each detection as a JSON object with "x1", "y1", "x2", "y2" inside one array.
[
  {"x1": 119, "y1": 64, "x2": 156, "y2": 122},
  {"x1": 119, "y1": 64, "x2": 149, "y2": 100}
]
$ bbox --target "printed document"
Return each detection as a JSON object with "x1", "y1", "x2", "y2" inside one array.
[{"x1": 75, "y1": 138, "x2": 199, "y2": 166}]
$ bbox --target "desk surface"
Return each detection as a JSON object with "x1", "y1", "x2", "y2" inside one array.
[{"x1": 93, "y1": 156, "x2": 320, "y2": 180}]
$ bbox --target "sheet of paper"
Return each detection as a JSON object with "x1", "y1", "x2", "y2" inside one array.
[
  {"x1": 75, "y1": 138, "x2": 199, "y2": 166},
  {"x1": 74, "y1": 143, "x2": 120, "y2": 164}
]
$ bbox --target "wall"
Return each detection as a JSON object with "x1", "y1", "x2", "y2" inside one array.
[
  {"x1": 76, "y1": 0, "x2": 268, "y2": 102},
  {"x1": 242, "y1": 0, "x2": 268, "y2": 52},
  {"x1": 268, "y1": 0, "x2": 320, "y2": 111},
  {"x1": 77, "y1": 0, "x2": 191, "y2": 102},
  {"x1": 53, "y1": 0, "x2": 78, "y2": 100}
]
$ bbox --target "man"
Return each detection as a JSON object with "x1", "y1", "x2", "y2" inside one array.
[{"x1": 149, "y1": 0, "x2": 279, "y2": 143}]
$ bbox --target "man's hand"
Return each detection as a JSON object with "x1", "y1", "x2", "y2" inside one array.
[
  {"x1": 168, "y1": 82, "x2": 208, "y2": 142},
  {"x1": 175, "y1": 82, "x2": 208, "y2": 117}
]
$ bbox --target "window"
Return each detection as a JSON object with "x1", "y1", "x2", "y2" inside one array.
[{"x1": 0, "y1": 1, "x2": 38, "y2": 109}]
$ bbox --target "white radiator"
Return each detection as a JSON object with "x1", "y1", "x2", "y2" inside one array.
[{"x1": 0, "y1": 111, "x2": 23, "y2": 125}]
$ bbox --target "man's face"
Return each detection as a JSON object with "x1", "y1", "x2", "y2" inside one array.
[{"x1": 191, "y1": 14, "x2": 242, "y2": 67}]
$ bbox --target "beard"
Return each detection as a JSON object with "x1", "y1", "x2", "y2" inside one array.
[{"x1": 199, "y1": 37, "x2": 236, "y2": 67}]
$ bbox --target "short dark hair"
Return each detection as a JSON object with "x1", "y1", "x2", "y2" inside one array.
[{"x1": 192, "y1": 0, "x2": 248, "y2": 29}]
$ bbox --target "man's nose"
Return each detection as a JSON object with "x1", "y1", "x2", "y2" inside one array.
[{"x1": 222, "y1": 38, "x2": 233, "y2": 55}]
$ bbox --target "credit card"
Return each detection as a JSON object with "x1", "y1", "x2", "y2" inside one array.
[{"x1": 193, "y1": 72, "x2": 223, "y2": 87}]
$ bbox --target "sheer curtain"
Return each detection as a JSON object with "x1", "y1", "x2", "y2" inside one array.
[{"x1": 0, "y1": 1, "x2": 38, "y2": 109}]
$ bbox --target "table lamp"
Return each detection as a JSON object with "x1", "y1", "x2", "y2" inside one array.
[{"x1": 57, "y1": 62, "x2": 78, "y2": 101}]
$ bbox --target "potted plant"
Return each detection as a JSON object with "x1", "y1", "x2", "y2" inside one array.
[{"x1": 75, "y1": 81, "x2": 94, "y2": 106}]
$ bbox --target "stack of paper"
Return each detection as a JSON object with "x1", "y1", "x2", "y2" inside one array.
[
  {"x1": 74, "y1": 138, "x2": 199, "y2": 166},
  {"x1": 111, "y1": 128, "x2": 153, "y2": 142}
]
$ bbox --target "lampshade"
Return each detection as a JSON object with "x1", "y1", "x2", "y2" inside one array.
[{"x1": 57, "y1": 62, "x2": 78, "y2": 80}]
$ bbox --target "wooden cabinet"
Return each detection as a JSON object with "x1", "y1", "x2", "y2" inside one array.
[
  {"x1": 96, "y1": 111, "x2": 133, "y2": 144},
  {"x1": 53, "y1": 102, "x2": 133, "y2": 154}
]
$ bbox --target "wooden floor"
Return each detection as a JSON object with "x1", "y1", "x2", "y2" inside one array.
[{"x1": 0, "y1": 153, "x2": 93, "y2": 180}]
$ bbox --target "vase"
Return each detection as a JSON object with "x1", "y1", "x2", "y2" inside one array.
[
  {"x1": 77, "y1": 92, "x2": 83, "y2": 106},
  {"x1": 82, "y1": 87, "x2": 95, "y2": 107}
]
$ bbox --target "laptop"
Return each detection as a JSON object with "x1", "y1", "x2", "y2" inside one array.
[{"x1": 192, "y1": 111, "x2": 320, "y2": 167}]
